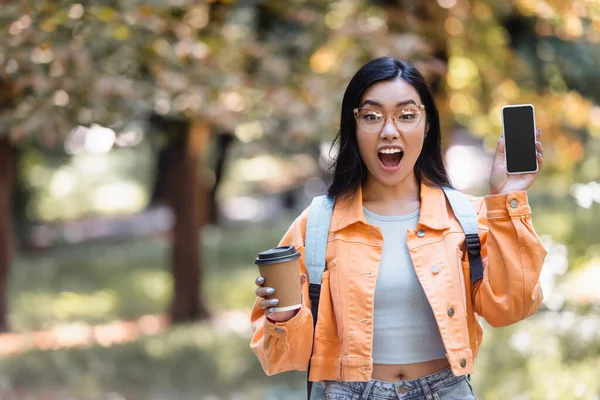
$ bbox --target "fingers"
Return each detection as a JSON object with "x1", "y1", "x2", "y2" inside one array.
[
  {"x1": 497, "y1": 134, "x2": 505, "y2": 153},
  {"x1": 259, "y1": 297, "x2": 279, "y2": 311},
  {"x1": 255, "y1": 274, "x2": 308, "y2": 314},
  {"x1": 492, "y1": 134, "x2": 506, "y2": 170},
  {"x1": 255, "y1": 282, "x2": 278, "y2": 314},
  {"x1": 255, "y1": 285, "x2": 274, "y2": 298},
  {"x1": 535, "y1": 128, "x2": 543, "y2": 169}
]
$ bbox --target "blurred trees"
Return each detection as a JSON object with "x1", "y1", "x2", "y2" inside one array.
[
  {"x1": 0, "y1": 0, "x2": 599, "y2": 330},
  {"x1": 0, "y1": 0, "x2": 450, "y2": 330},
  {"x1": 445, "y1": 0, "x2": 600, "y2": 178},
  {"x1": 0, "y1": 1, "x2": 234, "y2": 327}
]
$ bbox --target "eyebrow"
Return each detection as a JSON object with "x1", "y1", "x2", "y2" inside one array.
[{"x1": 360, "y1": 99, "x2": 417, "y2": 108}]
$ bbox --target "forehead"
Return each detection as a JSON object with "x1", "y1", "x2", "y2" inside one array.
[{"x1": 360, "y1": 78, "x2": 422, "y2": 106}]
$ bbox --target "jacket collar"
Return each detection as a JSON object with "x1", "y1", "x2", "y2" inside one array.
[{"x1": 330, "y1": 181, "x2": 451, "y2": 232}]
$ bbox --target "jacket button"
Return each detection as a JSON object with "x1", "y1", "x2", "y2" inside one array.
[
  {"x1": 431, "y1": 265, "x2": 439, "y2": 274},
  {"x1": 460, "y1": 358, "x2": 467, "y2": 368},
  {"x1": 417, "y1": 230, "x2": 426, "y2": 237},
  {"x1": 447, "y1": 307, "x2": 455, "y2": 317},
  {"x1": 510, "y1": 199, "x2": 518, "y2": 209}
]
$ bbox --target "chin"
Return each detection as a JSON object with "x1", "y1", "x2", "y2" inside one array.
[{"x1": 373, "y1": 168, "x2": 414, "y2": 187}]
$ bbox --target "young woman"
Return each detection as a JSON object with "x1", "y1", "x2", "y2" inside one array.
[{"x1": 250, "y1": 57, "x2": 547, "y2": 399}]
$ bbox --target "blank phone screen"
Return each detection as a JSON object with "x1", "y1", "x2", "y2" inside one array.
[{"x1": 502, "y1": 105, "x2": 537, "y2": 173}]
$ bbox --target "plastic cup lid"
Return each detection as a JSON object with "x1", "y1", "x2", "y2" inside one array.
[{"x1": 255, "y1": 245, "x2": 301, "y2": 265}]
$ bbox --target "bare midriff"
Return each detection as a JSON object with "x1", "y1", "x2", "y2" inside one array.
[{"x1": 371, "y1": 358, "x2": 451, "y2": 382}]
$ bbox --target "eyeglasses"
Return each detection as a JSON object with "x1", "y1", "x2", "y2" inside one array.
[{"x1": 353, "y1": 105, "x2": 426, "y2": 134}]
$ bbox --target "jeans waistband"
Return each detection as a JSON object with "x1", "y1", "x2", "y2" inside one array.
[{"x1": 330, "y1": 367, "x2": 464, "y2": 398}]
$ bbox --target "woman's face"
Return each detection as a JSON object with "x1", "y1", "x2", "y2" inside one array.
[{"x1": 355, "y1": 78, "x2": 427, "y2": 188}]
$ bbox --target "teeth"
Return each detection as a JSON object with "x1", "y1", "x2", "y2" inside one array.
[{"x1": 379, "y1": 148, "x2": 402, "y2": 154}]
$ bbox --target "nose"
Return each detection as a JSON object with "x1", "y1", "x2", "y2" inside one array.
[{"x1": 379, "y1": 116, "x2": 400, "y2": 140}]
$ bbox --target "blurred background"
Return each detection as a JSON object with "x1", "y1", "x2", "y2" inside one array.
[{"x1": 0, "y1": 0, "x2": 599, "y2": 399}]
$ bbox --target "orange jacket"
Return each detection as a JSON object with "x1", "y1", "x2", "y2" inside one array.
[{"x1": 250, "y1": 183, "x2": 547, "y2": 381}]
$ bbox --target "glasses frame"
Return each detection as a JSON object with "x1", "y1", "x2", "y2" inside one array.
[{"x1": 353, "y1": 104, "x2": 426, "y2": 134}]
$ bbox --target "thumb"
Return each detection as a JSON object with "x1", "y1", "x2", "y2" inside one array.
[
  {"x1": 493, "y1": 135, "x2": 506, "y2": 167},
  {"x1": 300, "y1": 274, "x2": 308, "y2": 285}
]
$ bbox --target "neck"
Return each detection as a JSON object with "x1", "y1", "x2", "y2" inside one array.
[{"x1": 361, "y1": 172, "x2": 420, "y2": 213}]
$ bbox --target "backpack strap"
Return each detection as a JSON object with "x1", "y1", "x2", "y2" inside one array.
[
  {"x1": 305, "y1": 195, "x2": 336, "y2": 327},
  {"x1": 305, "y1": 195, "x2": 335, "y2": 286},
  {"x1": 304, "y1": 195, "x2": 335, "y2": 400},
  {"x1": 442, "y1": 187, "x2": 484, "y2": 286}
]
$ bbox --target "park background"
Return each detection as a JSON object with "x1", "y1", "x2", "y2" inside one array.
[{"x1": 0, "y1": 0, "x2": 599, "y2": 399}]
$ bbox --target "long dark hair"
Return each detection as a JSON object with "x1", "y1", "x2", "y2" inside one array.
[{"x1": 328, "y1": 57, "x2": 452, "y2": 198}]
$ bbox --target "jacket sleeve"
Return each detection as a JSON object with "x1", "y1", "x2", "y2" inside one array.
[
  {"x1": 250, "y1": 209, "x2": 314, "y2": 375},
  {"x1": 471, "y1": 191, "x2": 547, "y2": 328}
]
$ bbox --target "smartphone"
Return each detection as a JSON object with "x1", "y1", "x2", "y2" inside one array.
[{"x1": 501, "y1": 104, "x2": 538, "y2": 174}]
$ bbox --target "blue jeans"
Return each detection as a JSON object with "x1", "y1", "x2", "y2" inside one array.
[{"x1": 323, "y1": 367, "x2": 476, "y2": 400}]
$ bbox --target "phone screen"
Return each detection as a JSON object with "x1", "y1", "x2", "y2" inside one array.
[{"x1": 502, "y1": 105, "x2": 537, "y2": 174}]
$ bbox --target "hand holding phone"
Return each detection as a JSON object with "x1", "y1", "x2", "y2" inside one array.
[{"x1": 488, "y1": 104, "x2": 544, "y2": 195}]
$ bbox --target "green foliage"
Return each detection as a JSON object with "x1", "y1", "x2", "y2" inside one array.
[
  {"x1": 9, "y1": 216, "x2": 292, "y2": 331},
  {"x1": 3, "y1": 207, "x2": 599, "y2": 398}
]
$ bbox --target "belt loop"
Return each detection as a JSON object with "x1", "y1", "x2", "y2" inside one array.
[
  {"x1": 420, "y1": 377, "x2": 434, "y2": 400},
  {"x1": 360, "y1": 380, "x2": 375, "y2": 400}
]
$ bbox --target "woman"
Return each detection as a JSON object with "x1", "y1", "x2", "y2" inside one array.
[{"x1": 250, "y1": 57, "x2": 547, "y2": 399}]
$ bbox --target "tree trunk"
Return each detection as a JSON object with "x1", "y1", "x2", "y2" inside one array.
[
  {"x1": 147, "y1": 114, "x2": 212, "y2": 322},
  {"x1": 0, "y1": 136, "x2": 16, "y2": 332},
  {"x1": 208, "y1": 132, "x2": 235, "y2": 225},
  {"x1": 148, "y1": 114, "x2": 212, "y2": 322},
  {"x1": 168, "y1": 119, "x2": 211, "y2": 322}
]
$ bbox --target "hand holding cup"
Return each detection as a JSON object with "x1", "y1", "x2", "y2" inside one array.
[
  {"x1": 254, "y1": 245, "x2": 305, "y2": 323},
  {"x1": 255, "y1": 274, "x2": 307, "y2": 322}
]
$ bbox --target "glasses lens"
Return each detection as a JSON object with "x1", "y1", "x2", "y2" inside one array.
[
  {"x1": 356, "y1": 107, "x2": 424, "y2": 133},
  {"x1": 394, "y1": 107, "x2": 423, "y2": 129},
  {"x1": 356, "y1": 109, "x2": 384, "y2": 133}
]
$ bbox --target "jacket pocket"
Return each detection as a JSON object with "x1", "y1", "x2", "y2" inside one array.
[
  {"x1": 327, "y1": 258, "x2": 343, "y2": 340},
  {"x1": 314, "y1": 265, "x2": 341, "y2": 343},
  {"x1": 456, "y1": 248, "x2": 467, "y2": 316}
]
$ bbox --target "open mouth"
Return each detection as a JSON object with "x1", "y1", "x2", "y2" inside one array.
[{"x1": 378, "y1": 148, "x2": 403, "y2": 169}]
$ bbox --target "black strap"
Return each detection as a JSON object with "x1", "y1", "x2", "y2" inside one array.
[
  {"x1": 465, "y1": 233, "x2": 484, "y2": 286},
  {"x1": 307, "y1": 283, "x2": 321, "y2": 400}
]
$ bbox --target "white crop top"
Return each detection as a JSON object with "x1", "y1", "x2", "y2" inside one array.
[{"x1": 363, "y1": 207, "x2": 447, "y2": 364}]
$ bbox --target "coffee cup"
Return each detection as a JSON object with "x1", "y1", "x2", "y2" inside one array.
[{"x1": 255, "y1": 245, "x2": 302, "y2": 312}]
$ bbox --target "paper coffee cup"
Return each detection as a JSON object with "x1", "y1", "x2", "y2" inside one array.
[{"x1": 255, "y1": 245, "x2": 302, "y2": 312}]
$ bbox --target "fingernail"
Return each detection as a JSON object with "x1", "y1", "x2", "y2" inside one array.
[
  {"x1": 266, "y1": 288, "x2": 275, "y2": 295},
  {"x1": 269, "y1": 307, "x2": 276, "y2": 313},
  {"x1": 257, "y1": 277, "x2": 264, "y2": 283},
  {"x1": 269, "y1": 299, "x2": 279, "y2": 305}
]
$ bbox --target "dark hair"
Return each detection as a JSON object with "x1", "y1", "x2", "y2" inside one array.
[{"x1": 327, "y1": 57, "x2": 452, "y2": 198}]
